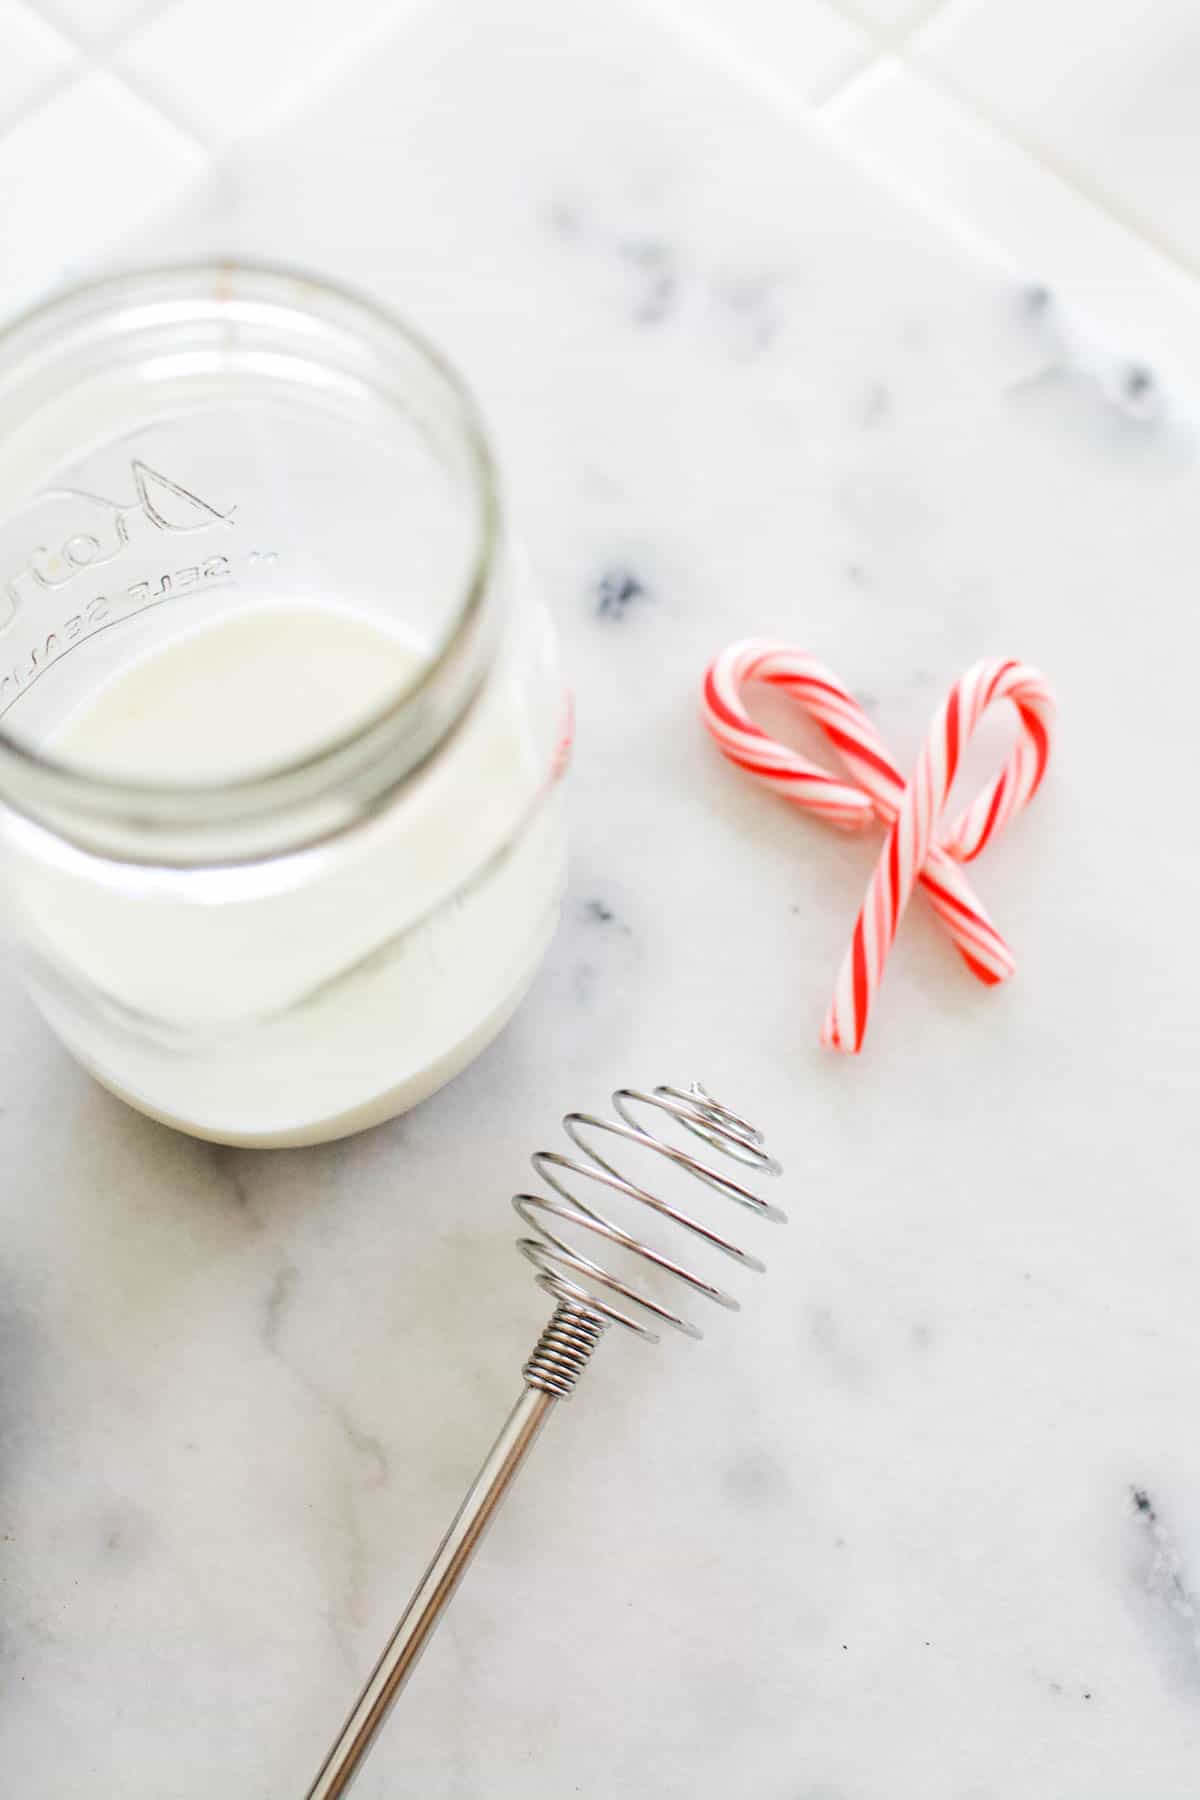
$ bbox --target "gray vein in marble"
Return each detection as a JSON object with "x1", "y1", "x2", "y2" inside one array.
[
  {"x1": 233, "y1": 1218, "x2": 392, "y2": 1662},
  {"x1": 208, "y1": 1143, "x2": 264, "y2": 1232},
  {"x1": 549, "y1": 196, "x2": 787, "y2": 356},
  {"x1": 583, "y1": 897, "x2": 631, "y2": 934},
  {"x1": 1131, "y1": 1487, "x2": 1200, "y2": 1685},
  {"x1": 594, "y1": 565, "x2": 648, "y2": 621},
  {"x1": 618, "y1": 238, "x2": 679, "y2": 325},
  {"x1": 1011, "y1": 283, "x2": 1168, "y2": 425},
  {"x1": 711, "y1": 275, "x2": 783, "y2": 359},
  {"x1": 563, "y1": 879, "x2": 641, "y2": 1011},
  {"x1": 262, "y1": 1261, "x2": 300, "y2": 1353},
  {"x1": 260, "y1": 1260, "x2": 389, "y2": 1474}
]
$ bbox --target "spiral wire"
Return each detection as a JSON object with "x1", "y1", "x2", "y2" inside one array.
[{"x1": 515, "y1": 1082, "x2": 784, "y2": 1394}]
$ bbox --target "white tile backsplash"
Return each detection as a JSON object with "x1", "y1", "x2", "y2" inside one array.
[
  {"x1": 0, "y1": 70, "x2": 200, "y2": 316},
  {"x1": 32, "y1": 0, "x2": 163, "y2": 44},
  {"x1": 0, "y1": 0, "x2": 75, "y2": 124},
  {"x1": 1, "y1": 0, "x2": 1200, "y2": 411},
  {"x1": 824, "y1": 58, "x2": 1200, "y2": 394},
  {"x1": 838, "y1": 0, "x2": 939, "y2": 31},
  {"x1": 118, "y1": 0, "x2": 419, "y2": 146},
  {"x1": 916, "y1": 0, "x2": 1200, "y2": 268},
  {"x1": 650, "y1": 0, "x2": 869, "y2": 104}
]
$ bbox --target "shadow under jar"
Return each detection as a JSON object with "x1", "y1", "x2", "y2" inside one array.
[{"x1": 0, "y1": 264, "x2": 569, "y2": 1146}]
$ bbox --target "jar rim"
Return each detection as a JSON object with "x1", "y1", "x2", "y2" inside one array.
[{"x1": 0, "y1": 260, "x2": 501, "y2": 865}]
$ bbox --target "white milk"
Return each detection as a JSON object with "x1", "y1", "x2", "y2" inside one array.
[
  {"x1": 4, "y1": 593, "x2": 567, "y2": 1145},
  {"x1": 53, "y1": 606, "x2": 428, "y2": 784}
]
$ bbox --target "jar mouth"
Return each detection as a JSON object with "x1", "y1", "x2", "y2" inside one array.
[{"x1": 0, "y1": 261, "x2": 501, "y2": 865}]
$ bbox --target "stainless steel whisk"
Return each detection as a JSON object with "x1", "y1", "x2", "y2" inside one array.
[{"x1": 305, "y1": 1082, "x2": 784, "y2": 1799}]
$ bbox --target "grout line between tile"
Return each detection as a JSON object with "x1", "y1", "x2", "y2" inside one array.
[
  {"x1": 21, "y1": 0, "x2": 178, "y2": 55},
  {"x1": 7, "y1": 0, "x2": 207, "y2": 161},
  {"x1": 633, "y1": 0, "x2": 866, "y2": 116},
  {"x1": 109, "y1": 63, "x2": 211, "y2": 159},
  {"x1": 806, "y1": 42, "x2": 880, "y2": 111},
  {"x1": 12, "y1": 0, "x2": 1200, "y2": 311},
  {"x1": 813, "y1": 0, "x2": 1200, "y2": 296},
  {"x1": 901, "y1": 58, "x2": 1200, "y2": 285},
  {"x1": 0, "y1": 60, "x2": 81, "y2": 139},
  {"x1": 812, "y1": 48, "x2": 889, "y2": 115},
  {"x1": 901, "y1": 0, "x2": 972, "y2": 52},
  {"x1": 889, "y1": 0, "x2": 951, "y2": 44},
  {"x1": 824, "y1": 0, "x2": 950, "y2": 55}
]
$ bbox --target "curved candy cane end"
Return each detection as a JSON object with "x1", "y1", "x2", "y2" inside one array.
[
  {"x1": 957, "y1": 947, "x2": 1011, "y2": 986},
  {"x1": 820, "y1": 1010, "x2": 863, "y2": 1055},
  {"x1": 704, "y1": 639, "x2": 1053, "y2": 1057}
]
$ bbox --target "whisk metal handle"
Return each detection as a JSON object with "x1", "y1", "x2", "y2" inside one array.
[
  {"x1": 304, "y1": 1382, "x2": 556, "y2": 1800},
  {"x1": 302, "y1": 1083, "x2": 780, "y2": 1797}
]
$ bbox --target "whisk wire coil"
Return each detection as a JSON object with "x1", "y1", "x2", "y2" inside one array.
[{"x1": 514, "y1": 1082, "x2": 783, "y2": 1352}]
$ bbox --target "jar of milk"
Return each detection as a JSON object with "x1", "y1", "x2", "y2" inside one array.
[{"x1": 0, "y1": 265, "x2": 568, "y2": 1145}]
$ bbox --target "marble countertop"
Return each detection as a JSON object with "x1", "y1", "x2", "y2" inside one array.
[{"x1": 4, "y1": 1, "x2": 1200, "y2": 1795}]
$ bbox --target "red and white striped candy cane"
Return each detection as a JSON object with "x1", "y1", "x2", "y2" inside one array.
[{"x1": 701, "y1": 640, "x2": 1056, "y2": 1053}]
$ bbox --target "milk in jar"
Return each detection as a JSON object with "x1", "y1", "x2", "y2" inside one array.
[{"x1": 0, "y1": 266, "x2": 568, "y2": 1145}]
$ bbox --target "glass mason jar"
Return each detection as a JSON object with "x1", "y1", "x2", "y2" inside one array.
[{"x1": 0, "y1": 265, "x2": 569, "y2": 1146}]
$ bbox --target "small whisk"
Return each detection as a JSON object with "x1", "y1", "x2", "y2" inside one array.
[{"x1": 304, "y1": 1082, "x2": 784, "y2": 1798}]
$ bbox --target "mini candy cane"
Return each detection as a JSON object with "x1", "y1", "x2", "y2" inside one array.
[{"x1": 702, "y1": 641, "x2": 1056, "y2": 1053}]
